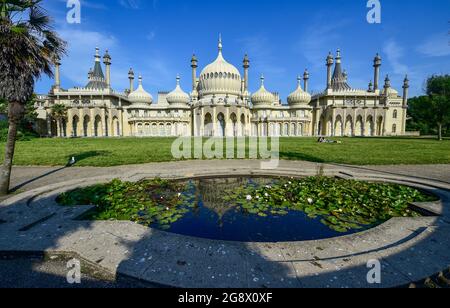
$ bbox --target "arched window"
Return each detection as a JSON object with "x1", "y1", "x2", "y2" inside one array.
[
  {"x1": 393, "y1": 110, "x2": 398, "y2": 119},
  {"x1": 392, "y1": 124, "x2": 397, "y2": 134}
]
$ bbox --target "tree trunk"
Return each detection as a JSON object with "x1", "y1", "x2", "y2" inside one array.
[
  {"x1": 438, "y1": 123, "x2": 443, "y2": 141},
  {"x1": 0, "y1": 118, "x2": 18, "y2": 195},
  {"x1": 0, "y1": 102, "x2": 24, "y2": 196}
]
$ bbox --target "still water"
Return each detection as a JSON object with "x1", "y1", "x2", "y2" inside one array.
[{"x1": 152, "y1": 177, "x2": 366, "y2": 242}]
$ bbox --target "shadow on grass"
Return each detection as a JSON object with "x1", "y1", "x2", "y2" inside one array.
[
  {"x1": 10, "y1": 151, "x2": 111, "y2": 193},
  {"x1": 280, "y1": 152, "x2": 326, "y2": 163}
]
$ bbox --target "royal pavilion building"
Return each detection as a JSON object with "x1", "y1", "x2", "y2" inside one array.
[{"x1": 35, "y1": 37, "x2": 409, "y2": 138}]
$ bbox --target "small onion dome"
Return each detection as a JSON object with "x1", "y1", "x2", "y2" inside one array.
[
  {"x1": 382, "y1": 75, "x2": 399, "y2": 97},
  {"x1": 251, "y1": 76, "x2": 275, "y2": 106},
  {"x1": 103, "y1": 49, "x2": 111, "y2": 63},
  {"x1": 166, "y1": 75, "x2": 190, "y2": 105},
  {"x1": 128, "y1": 76, "x2": 153, "y2": 104},
  {"x1": 288, "y1": 76, "x2": 311, "y2": 106},
  {"x1": 326, "y1": 52, "x2": 334, "y2": 65},
  {"x1": 374, "y1": 53, "x2": 382, "y2": 63}
]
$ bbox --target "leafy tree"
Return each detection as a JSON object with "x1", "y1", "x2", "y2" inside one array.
[
  {"x1": 50, "y1": 104, "x2": 67, "y2": 137},
  {"x1": 407, "y1": 75, "x2": 450, "y2": 140},
  {"x1": 426, "y1": 75, "x2": 450, "y2": 141},
  {"x1": 407, "y1": 96, "x2": 434, "y2": 135},
  {"x1": 0, "y1": 95, "x2": 39, "y2": 125},
  {"x1": 0, "y1": 0, "x2": 66, "y2": 195}
]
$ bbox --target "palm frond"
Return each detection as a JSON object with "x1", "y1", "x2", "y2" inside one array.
[{"x1": 0, "y1": 0, "x2": 66, "y2": 103}]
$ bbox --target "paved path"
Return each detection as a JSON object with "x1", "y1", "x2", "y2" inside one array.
[
  {"x1": 0, "y1": 160, "x2": 449, "y2": 288},
  {"x1": 9, "y1": 161, "x2": 450, "y2": 193}
]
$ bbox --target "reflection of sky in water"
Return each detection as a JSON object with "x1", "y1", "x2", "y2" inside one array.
[{"x1": 151, "y1": 177, "x2": 362, "y2": 242}]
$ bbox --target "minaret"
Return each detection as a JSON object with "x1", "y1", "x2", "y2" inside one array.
[
  {"x1": 326, "y1": 52, "x2": 334, "y2": 90},
  {"x1": 303, "y1": 69, "x2": 309, "y2": 93},
  {"x1": 383, "y1": 75, "x2": 391, "y2": 96},
  {"x1": 373, "y1": 53, "x2": 382, "y2": 92},
  {"x1": 243, "y1": 54, "x2": 250, "y2": 93},
  {"x1": 54, "y1": 56, "x2": 61, "y2": 90},
  {"x1": 191, "y1": 54, "x2": 198, "y2": 91},
  {"x1": 103, "y1": 49, "x2": 112, "y2": 89},
  {"x1": 128, "y1": 68, "x2": 135, "y2": 92},
  {"x1": 368, "y1": 80, "x2": 374, "y2": 92},
  {"x1": 402, "y1": 75, "x2": 409, "y2": 107}
]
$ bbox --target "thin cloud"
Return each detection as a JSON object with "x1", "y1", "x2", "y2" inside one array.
[
  {"x1": 118, "y1": 0, "x2": 141, "y2": 9},
  {"x1": 383, "y1": 39, "x2": 408, "y2": 76},
  {"x1": 417, "y1": 33, "x2": 450, "y2": 57}
]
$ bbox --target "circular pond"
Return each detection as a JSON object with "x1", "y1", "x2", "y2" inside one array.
[{"x1": 58, "y1": 176, "x2": 436, "y2": 243}]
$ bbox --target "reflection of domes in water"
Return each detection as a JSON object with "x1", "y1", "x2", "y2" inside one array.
[{"x1": 197, "y1": 178, "x2": 247, "y2": 218}]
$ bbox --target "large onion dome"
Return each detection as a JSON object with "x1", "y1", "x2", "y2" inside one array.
[
  {"x1": 198, "y1": 36, "x2": 242, "y2": 97},
  {"x1": 166, "y1": 75, "x2": 190, "y2": 106},
  {"x1": 251, "y1": 76, "x2": 275, "y2": 106},
  {"x1": 128, "y1": 76, "x2": 153, "y2": 104},
  {"x1": 287, "y1": 76, "x2": 311, "y2": 106}
]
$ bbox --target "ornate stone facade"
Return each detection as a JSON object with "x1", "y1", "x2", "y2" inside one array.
[{"x1": 37, "y1": 38, "x2": 409, "y2": 138}]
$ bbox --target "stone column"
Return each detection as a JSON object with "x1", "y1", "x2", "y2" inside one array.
[
  {"x1": 90, "y1": 109, "x2": 95, "y2": 137},
  {"x1": 101, "y1": 109, "x2": 107, "y2": 137},
  {"x1": 119, "y1": 110, "x2": 123, "y2": 136},
  {"x1": 67, "y1": 109, "x2": 73, "y2": 138},
  {"x1": 46, "y1": 113, "x2": 52, "y2": 137},
  {"x1": 213, "y1": 107, "x2": 217, "y2": 137}
]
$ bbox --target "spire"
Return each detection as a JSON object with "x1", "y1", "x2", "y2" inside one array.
[
  {"x1": 335, "y1": 49, "x2": 341, "y2": 63},
  {"x1": 218, "y1": 33, "x2": 223, "y2": 54},
  {"x1": 330, "y1": 49, "x2": 352, "y2": 91},
  {"x1": 95, "y1": 47, "x2": 100, "y2": 62},
  {"x1": 85, "y1": 47, "x2": 107, "y2": 89}
]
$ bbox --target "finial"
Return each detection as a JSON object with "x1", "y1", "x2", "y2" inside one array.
[
  {"x1": 103, "y1": 49, "x2": 111, "y2": 63},
  {"x1": 138, "y1": 75, "x2": 143, "y2": 85},
  {"x1": 260, "y1": 75, "x2": 265, "y2": 86},
  {"x1": 327, "y1": 52, "x2": 334, "y2": 64},
  {"x1": 384, "y1": 75, "x2": 391, "y2": 88},
  {"x1": 218, "y1": 34, "x2": 223, "y2": 52},
  {"x1": 336, "y1": 49, "x2": 341, "y2": 58},
  {"x1": 403, "y1": 75, "x2": 410, "y2": 88},
  {"x1": 303, "y1": 69, "x2": 309, "y2": 79},
  {"x1": 95, "y1": 47, "x2": 100, "y2": 61},
  {"x1": 176, "y1": 74, "x2": 181, "y2": 85},
  {"x1": 297, "y1": 75, "x2": 302, "y2": 87}
]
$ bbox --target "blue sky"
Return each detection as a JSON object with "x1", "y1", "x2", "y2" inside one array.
[{"x1": 36, "y1": 0, "x2": 450, "y2": 99}]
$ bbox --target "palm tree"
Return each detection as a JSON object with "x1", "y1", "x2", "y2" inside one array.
[
  {"x1": 51, "y1": 104, "x2": 68, "y2": 137},
  {"x1": 0, "y1": 0, "x2": 66, "y2": 195}
]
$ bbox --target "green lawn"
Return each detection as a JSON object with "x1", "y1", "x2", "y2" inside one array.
[{"x1": 1, "y1": 137, "x2": 449, "y2": 167}]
